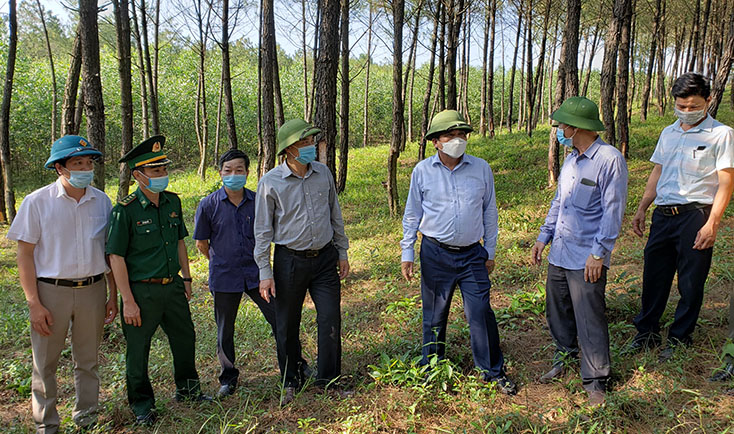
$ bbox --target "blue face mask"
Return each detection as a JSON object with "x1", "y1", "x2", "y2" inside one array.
[
  {"x1": 556, "y1": 127, "x2": 575, "y2": 148},
  {"x1": 295, "y1": 145, "x2": 317, "y2": 165},
  {"x1": 66, "y1": 170, "x2": 94, "y2": 189},
  {"x1": 142, "y1": 174, "x2": 169, "y2": 193},
  {"x1": 222, "y1": 174, "x2": 247, "y2": 190}
]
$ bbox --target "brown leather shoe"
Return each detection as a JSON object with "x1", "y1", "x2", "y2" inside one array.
[
  {"x1": 588, "y1": 390, "x2": 606, "y2": 407},
  {"x1": 539, "y1": 364, "x2": 564, "y2": 383},
  {"x1": 280, "y1": 386, "x2": 296, "y2": 406}
]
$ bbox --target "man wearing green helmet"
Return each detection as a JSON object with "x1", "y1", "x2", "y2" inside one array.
[
  {"x1": 531, "y1": 96, "x2": 628, "y2": 406},
  {"x1": 7, "y1": 135, "x2": 118, "y2": 432},
  {"x1": 254, "y1": 119, "x2": 350, "y2": 405},
  {"x1": 401, "y1": 109, "x2": 517, "y2": 395}
]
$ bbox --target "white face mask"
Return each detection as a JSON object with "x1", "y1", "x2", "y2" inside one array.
[
  {"x1": 440, "y1": 137, "x2": 467, "y2": 159},
  {"x1": 674, "y1": 108, "x2": 706, "y2": 126}
]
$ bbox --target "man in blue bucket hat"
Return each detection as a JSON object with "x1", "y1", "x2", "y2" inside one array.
[{"x1": 7, "y1": 135, "x2": 118, "y2": 433}]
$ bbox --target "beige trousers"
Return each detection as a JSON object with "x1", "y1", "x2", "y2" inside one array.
[{"x1": 31, "y1": 279, "x2": 106, "y2": 433}]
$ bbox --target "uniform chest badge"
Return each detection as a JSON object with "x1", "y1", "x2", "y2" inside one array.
[
  {"x1": 170, "y1": 212, "x2": 178, "y2": 218},
  {"x1": 136, "y1": 219, "x2": 153, "y2": 226}
]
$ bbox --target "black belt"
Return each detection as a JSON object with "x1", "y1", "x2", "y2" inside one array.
[
  {"x1": 276, "y1": 243, "x2": 332, "y2": 258},
  {"x1": 657, "y1": 202, "x2": 710, "y2": 216},
  {"x1": 38, "y1": 273, "x2": 104, "y2": 288},
  {"x1": 424, "y1": 235, "x2": 480, "y2": 253},
  {"x1": 135, "y1": 277, "x2": 175, "y2": 285}
]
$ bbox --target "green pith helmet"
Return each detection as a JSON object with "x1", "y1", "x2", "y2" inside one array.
[
  {"x1": 277, "y1": 119, "x2": 321, "y2": 154},
  {"x1": 425, "y1": 110, "x2": 473, "y2": 140},
  {"x1": 551, "y1": 96, "x2": 605, "y2": 131},
  {"x1": 119, "y1": 135, "x2": 171, "y2": 169}
]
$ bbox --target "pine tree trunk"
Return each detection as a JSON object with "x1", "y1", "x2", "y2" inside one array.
[
  {"x1": 113, "y1": 0, "x2": 134, "y2": 200},
  {"x1": 641, "y1": 0, "x2": 662, "y2": 121},
  {"x1": 479, "y1": 0, "x2": 491, "y2": 137},
  {"x1": 362, "y1": 4, "x2": 373, "y2": 148},
  {"x1": 387, "y1": 0, "x2": 404, "y2": 216},
  {"x1": 0, "y1": 0, "x2": 18, "y2": 222},
  {"x1": 617, "y1": 0, "x2": 633, "y2": 158},
  {"x1": 36, "y1": 0, "x2": 57, "y2": 142},
  {"x1": 688, "y1": 0, "x2": 701, "y2": 71},
  {"x1": 61, "y1": 27, "x2": 82, "y2": 137},
  {"x1": 655, "y1": 0, "x2": 667, "y2": 116},
  {"x1": 260, "y1": 0, "x2": 277, "y2": 176},
  {"x1": 79, "y1": 0, "x2": 106, "y2": 191},
  {"x1": 564, "y1": 0, "x2": 581, "y2": 96},
  {"x1": 222, "y1": 0, "x2": 238, "y2": 149},
  {"x1": 337, "y1": 0, "x2": 349, "y2": 193},
  {"x1": 524, "y1": 0, "x2": 534, "y2": 137},
  {"x1": 600, "y1": 0, "x2": 625, "y2": 146},
  {"x1": 507, "y1": 6, "x2": 522, "y2": 133},
  {"x1": 419, "y1": 2, "x2": 440, "y2": 160},
  {"x1": 708, "y1": 6, "x2": 734, "y2": 118},
  {"x1": 139, "y1": 0, "x2": 160, "y2": 135},
  {"x1": 487, "y1": 0, "x2": 497, "y2": 137},
  {"x1": 313, "y1": 0, "x2": 340, "y2": 176},
  {"x1": 445, "y1": 0, "x2": 462, "y2": 110},
  {"x1": 130, "y1": 1, "x2": 149, "y2": 137},
  {"x1": 302, "y1": 0, "x2": 310, "y2": 120}
]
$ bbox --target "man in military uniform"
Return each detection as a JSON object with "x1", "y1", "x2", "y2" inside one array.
[{"x1": 106, "y1": 136, "x2": 210, "y2": 426}]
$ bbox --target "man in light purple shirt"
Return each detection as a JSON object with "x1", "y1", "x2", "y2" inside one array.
[{"x1": 531, "y1": 97, "x2": 628, "y2": 406}]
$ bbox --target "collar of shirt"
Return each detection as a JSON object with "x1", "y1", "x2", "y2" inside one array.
[
  {"x1": 215, "y1": 186, "x2": 253, "y2": 207},
  {"x1": 671, "y1": 114, "x2": 714, "y2": 133},
  {"x1": 54, "y1": 177, "x2": 96, "y2": 205},
  {"x1": 429, "y1": 153, "x2": 472, "y2": 171},
  {"x1": 573, "y1": 137, "x2": 603, "y2": 162},
  {"x1": 280, "y1": 161, "x2": 319, "y2": 179},
  {"x1": 135, "y1": 187, "x2": 169, "y2": 209}
]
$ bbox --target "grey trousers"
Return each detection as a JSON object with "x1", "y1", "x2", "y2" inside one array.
[
  {"x1": 31, "y1": 279, "x2": 106, "y2": 433},
  {"x1": 545, "y1": 264, "x2": 610, "y2": 392}
]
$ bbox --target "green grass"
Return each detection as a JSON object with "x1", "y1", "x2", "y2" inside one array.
[{"x1": 2, "y1": 107, "x2": 734, "y2": 432}]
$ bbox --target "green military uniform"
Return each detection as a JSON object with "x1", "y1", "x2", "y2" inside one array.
[{"x1": 106, "y1": 136, "x2": 201, "y2": 418}]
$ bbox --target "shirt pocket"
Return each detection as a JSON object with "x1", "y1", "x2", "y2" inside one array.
[
  {"x1": 134, "y1": 223, "x2": 160, "y2": 249},
  {"x1": 572, "y1": 180, "x2": 597, "y2": 210},
  {"x1": 460, "y1": 178, "x2": 485, "y2": 207},
  {"x1": 88, "y1": 216, "x2": 108, "y2": 240},
  {"x1": 682, "y1": 145, "x2": 716, "y2": 177}
]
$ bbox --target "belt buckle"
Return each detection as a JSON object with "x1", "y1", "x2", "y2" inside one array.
[
  {"x1": 305, "y1": 250, "x2": 319, "y2": 258},
  {"x1": 446, "y1": 244, "x2": 460, "y2": 252},
  {"x1": 72, "y1": 279, "x2": 86, "y2": 288},
  {"x1": 161, "y1": 277, "x2": 173, "y2": 285},
  {"x1": 671, "y1": 206, "x2": 679, "y2": 215}
]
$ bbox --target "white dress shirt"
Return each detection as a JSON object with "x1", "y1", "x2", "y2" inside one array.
[{"x1": 7, "y1": 178, "x2": 112, "y2": 279}]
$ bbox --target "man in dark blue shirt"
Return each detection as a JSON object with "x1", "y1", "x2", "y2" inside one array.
[{"x1": 194, "y1": 150, "x2": 308, "y2": 398}]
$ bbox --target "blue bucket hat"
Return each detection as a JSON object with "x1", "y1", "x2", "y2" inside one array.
[{"x1": 44, "y1": 135, "x2": 103, "y2": 169}]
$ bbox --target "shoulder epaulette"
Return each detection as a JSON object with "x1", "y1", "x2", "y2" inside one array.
[{"x1": 119, "y1": 193, "x2": 137, "y2": 206}]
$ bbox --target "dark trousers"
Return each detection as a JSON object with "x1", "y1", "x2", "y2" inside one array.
[
  {"x1": 419, "y1": 239, "x2": 505, "y2": 380},
  {"x1": 212, "y1": 288, "x2": 308, "y2": 387},
  {"x1": 634, "y1": 207, "x2": 713, "y2": 344},
  {"x1": 121, "y1": 278, "x2": 200, "y2": 417},
  {"x1": 273, "y1": 244, "x2": 341, "y2": 387},
  {"x1": 546, "y1": 264, "x2": 610, "y2": 392}
]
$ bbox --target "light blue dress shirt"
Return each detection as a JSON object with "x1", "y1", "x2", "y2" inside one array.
[
  {"x1": 537, "y1": 138, "x2": 628, "y2": 270},
  {"x1": 401, "y1": 153, "x2": 498, "y2": 262}
]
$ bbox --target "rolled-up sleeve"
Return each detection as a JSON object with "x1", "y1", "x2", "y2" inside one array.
[
  {"x1": 400, "y1": 168, "x2": 424, "y2": 262},
  {"x1": 254, "y1": 179, "x2": 275, "y2": 280},
  {"x1": 591, "y1": 155, "x2": 628, "y2": 258}
]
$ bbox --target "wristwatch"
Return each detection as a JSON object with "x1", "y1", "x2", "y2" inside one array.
[
  {"x1": 591, "y1": 254, "x2": 602, "y2": 260},
  {"x1": 182, "y1": 277, "x2": 193, "y2": 282}
]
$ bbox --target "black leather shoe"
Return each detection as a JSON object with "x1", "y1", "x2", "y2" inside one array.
[
  {"x1": 708, "y1": 363, "x2": 734, "y2": 382},
  {"x1": 217, "y1": 384, "x2": 236, "y2": 398},
  {"x1": 539, "y1": 364, "x2": 564, "y2": 383},
  {"x1": 301, "y1": 363, "x2": 316, "y2": 381},
  {"x1": 489, "y1": 374, "x2": 518, "y2": 396},
  {"x1": 625, "y1": 333, "x2": 662, "y2": 354},
  {"x1": 134, "y1": 412, "x2": 157, "y2": 426},
  {"x1": 280, "y1": 386, "x2": 296, "y2": 406}
]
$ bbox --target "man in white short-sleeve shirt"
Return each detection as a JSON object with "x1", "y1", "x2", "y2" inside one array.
[
  {"x1": 7, "y1": 135, "x2": 117, "y2": 433},
  {"x1": 629, "y1": 73, "x2": 734, "y2": 363}
]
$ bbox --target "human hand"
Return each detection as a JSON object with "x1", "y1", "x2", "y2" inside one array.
[
  {"x1": 485, "y1": 259, "x2": 495, "y2": 275},
  {"x1": 123, "y1": 299, "x2": 142, "y2": 327},
  {"x1": 401, "y1": 261, "x2": 414, "y2": 281},
  {"x1": 29, "y1": 302, "x2": 54, "y2": 336},
  {"x1": 260, "y1": 279, "x2": 276, "y2": 303},
  {"x1": 632, "y1": 209, "x2": 647, "y2": 237},
  {"x1": 693, "y1": 221, "x2": 717, "y2": 250},
  {"x1": 584, "y1": 255, "x2": 604, "y2": 283},
  {"x1": 104, "y1": 297, "x2": 118, "y2": 324},
  {"x1": 339, "y1": 259, "x2": 350, "y2": 279},
  {"x1": 530, "y1": 241, "x2": 546, "y2": 265}
]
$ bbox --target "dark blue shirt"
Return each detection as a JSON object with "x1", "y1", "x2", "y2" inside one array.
[{"x1": 193, "y1": 187, "x2": 259, "y2": 292}]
